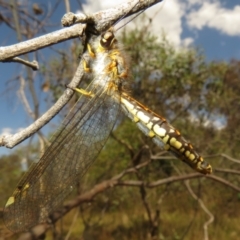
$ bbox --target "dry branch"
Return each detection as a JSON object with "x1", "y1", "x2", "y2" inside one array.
[
  {"x1": 0, "y1": 24, "x2": 86, "y2": 61},
  {"x1": 184, "y1": 180, "x2": 214, "y2": 240},
  {"x1": 0, "y1": 0, "x2": 162, "y2": 149},
  {"x1": 0, "y1": 0, "x2": 162, "y2": 61},
  {"x1": 16, "y1": 163, "x2": 240, "y2": 240}
]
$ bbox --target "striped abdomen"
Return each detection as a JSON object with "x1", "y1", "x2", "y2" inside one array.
[{"x1": 121, "y1": 93, "x2": 212, "y2": 174}]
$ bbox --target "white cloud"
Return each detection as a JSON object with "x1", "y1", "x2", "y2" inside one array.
[
  {"x1": 148, "y1": 0, "x2": 186, "y2": 46},
  {"x1": 78, "y1": 0, "x2": 240, "y2": 47},
  {"x1": 187, "y1": 0, "x2": 203, "y2": 7},
  {"x1": 0, "y1": 127, "x2": 23, "y2": 137},
  {"x1": 187, "y1": 1, "x2": 240, "y2": 36},
  {"x1": 82, "y1": 0, "x2": 126, "y2": 13},
  {"x1": 81, "y1": 0, "x2": 193, "y2": 47},
  {"x1": 182, "y1": 37, "x2": 194, "y2": 46},
  {"x1": 0, "y1": 128, "x2": 12, "y2": 137},
  {"x1": 188, "y1": 113, "x2": 226, "y2": 130}
]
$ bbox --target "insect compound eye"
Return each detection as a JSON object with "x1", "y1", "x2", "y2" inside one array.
[{"x1": 100, "y1": 31, "x2": 116, "y2": 49}]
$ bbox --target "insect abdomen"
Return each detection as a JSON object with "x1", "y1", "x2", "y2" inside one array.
[{"x1": 121, "y1": 94, "x2": 212, "y2": 174}]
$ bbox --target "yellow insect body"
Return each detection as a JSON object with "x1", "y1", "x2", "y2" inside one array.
[
  {"x1": 4, "y1": 21, "x2": 212, "y2": 233},
  {"x1": 83, "y1": 29, "x2": 212, "y2": 174},
  {"x1": 120, "y1": 93, "x2": 212, "y2": 174}
]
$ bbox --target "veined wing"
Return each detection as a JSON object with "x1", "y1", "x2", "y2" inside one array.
[
  {"x1": 3, "y1": 20, "x2": 212, "y2": 233},
  {"x1": 3, "y1": 77, "x2": 120, "y2": 232},
  {"x1": 121, "y1": 93, "x2": 212, "y2": 174},
  {"x1": 91, "y1": 28, "x2": 212, "y2": 174}
]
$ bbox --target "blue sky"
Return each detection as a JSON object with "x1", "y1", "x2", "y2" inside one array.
[{"x1": 0, "y1": 0, "x2": 240, "y2": 156}]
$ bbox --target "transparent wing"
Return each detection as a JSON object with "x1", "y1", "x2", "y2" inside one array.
[{"x1": 3, "y1": 79, "x2": 120, "y2": 232}]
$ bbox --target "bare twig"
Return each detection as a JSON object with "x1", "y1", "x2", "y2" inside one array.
[
  {"x1": 150, "y1": 190, "x2": 168, "y2": 238},
  {"x1": 18, "y1": 74, "x2": 47, "y2": 154},
  {"x1": 66, "y1": 0, "x2": 162, "y2": 31},
  {"x1": 10, "y1": 0, "x2": 22, "y2": 42},
  {"x1": 131, "y1": 150, "x2": 154, "y2": 233},
  {"x1": 0, "y1": 57, "x2": 85, "y2": 148},
  {"x1": 118, "y1": 174, "x2": 240, "y2": 192},
  {"x1": 18, "y1": 76, "x2": 35, "y2": 119},
  {"x1": 16, "y1": 159, "x2": 240, "y2": 239},
  {"x1": 0, "y1": 0, "x2": 162, "y2": 149},
  {"x1": 64, "y1": 0, "x2": 71, "y2": 13},
  {"x1": 0, "y1": 24, "x2": 86, "y2": 61},
  {"x1": 4, "y1": 57, "x2": 39, "y2": 70},
  {"x1": 220, "y1": 153, "x2": 240, "y2": 164},
  {"x1": 0, "y1": 0, "x2": 162, "y2": 61},
  {"x1": 206, "y1": 153, "x2": 240, "y2": 164},
  {"x1": 214, "y1": 168, "x2": 240, "y2": 175},
  {"x1": 64, "y1": 209, "x2": 79, "y2": 240},
  {"x1": 185, "y1": 180, "x2": 214, "y2": 240}
]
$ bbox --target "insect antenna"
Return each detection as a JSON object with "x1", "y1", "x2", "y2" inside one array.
[
  {"x1": 115, "y1": 3, "x2": 149, "y2": 32},
  {"x1": 101, "y1": 0, "x2": 150, "y2": 35}
]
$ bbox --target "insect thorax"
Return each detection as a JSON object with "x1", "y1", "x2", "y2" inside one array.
[{"x1": 88, "y1": 30, "x2": 129, "y2": 94}]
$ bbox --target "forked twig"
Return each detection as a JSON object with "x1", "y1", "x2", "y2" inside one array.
[
  {"x1": 16, "y1": 158, "x2": 240, "y2": 239},
  {"x1": 0, "y1": 0, "x2": 162, "y2": 149},
  {"x1": 185, "y1": 180, "x2": 214, "y2": 240}
]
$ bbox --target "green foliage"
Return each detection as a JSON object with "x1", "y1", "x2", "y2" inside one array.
[
  {"x1": 0, "y1": 154, "x2": 22, "y2": 207},
  {"x1": 78, "y1": 29, "x2": 240, "y2": 239}
]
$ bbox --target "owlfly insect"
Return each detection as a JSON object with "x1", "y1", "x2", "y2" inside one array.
[{"x1": 3, "y1": 1, "x2": 212, "y2": 233}]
